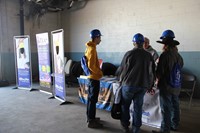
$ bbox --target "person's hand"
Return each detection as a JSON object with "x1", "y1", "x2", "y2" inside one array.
[{"x1": 147, "y1": 88, "x2": 155, "y2": 95}]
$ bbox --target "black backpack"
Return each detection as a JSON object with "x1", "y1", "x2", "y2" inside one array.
[{"x1": 111, "y1": 85, "x2": 122, "y2": 120}]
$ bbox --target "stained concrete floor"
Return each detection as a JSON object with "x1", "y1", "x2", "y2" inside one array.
[{"x1": 0, "y1": 84, "x2": 200, "y2": 133}]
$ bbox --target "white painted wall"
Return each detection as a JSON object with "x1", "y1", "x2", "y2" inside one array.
[{"x1": 65, "y1": 0, "x2": 200, "y2": 52}]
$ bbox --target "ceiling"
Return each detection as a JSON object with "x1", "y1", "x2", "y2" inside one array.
[{"x1": 24, "y1": 0, "x2": 88, "y2": 20}]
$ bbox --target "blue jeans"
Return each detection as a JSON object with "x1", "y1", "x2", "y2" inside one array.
[
  {"x1": 159, "y1": 89, "x2": 180, "y2": 132},
  {"x1": 86, "y1": 79, "x2": 100, "y2": 121},
  {"x1": 120, "y1": 86, "x2": 146, "y2": 133}
]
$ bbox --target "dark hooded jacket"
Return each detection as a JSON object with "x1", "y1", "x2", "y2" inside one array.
[
  {"x1": 118, "y1": 47, "x2": 155, "y2": 89},
  {"x1": 156, "y1": 47, "x2": 184, "y2": 95}
]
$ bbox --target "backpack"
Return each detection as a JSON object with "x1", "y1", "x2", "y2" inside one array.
[
  {"x1": 169, "y1": 63, "x2": 182, "y2": 88},
  {"x1": 81, "y1": 55, "x2": 91, "y2": 76}
]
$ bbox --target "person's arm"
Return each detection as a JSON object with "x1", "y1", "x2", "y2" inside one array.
[
  {"x1": 118, "y1": 52, "x2": 130, "y2": 83},
  {"x1": 179, "y1": 54, "x2": 184, "y2": 68},
  {"x1": 156, "y1": 53, "x2": 167, "y2": 80},
  {"x1": 153, "y1": 50, "x2": 159, "y2": 62},
  {"x1": 87, "y1": 48, "x2": 102, "y2": 75}
]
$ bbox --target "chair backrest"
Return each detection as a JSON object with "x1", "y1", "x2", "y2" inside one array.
[
  {"x1": 64, "y1": 57, "x2": 67, "y2": 65},
  {"x1": 71, "y1": 61, "x2": 83, "y2": 77},
  {"x1": 101, "y1": 62, "x2": 117, "y2": 76},
  {"x1": 182, "y1": 73, "x2": 196, "y2": 82},
  {"x1": 64, "y1": 59, "x2": 72, "y2": 75},
  {"x1": 181, "y1": 73, "x2": 196, "y2": 91},
  {"x1": 181, "y1": 73, "x2": 197, "y2": 108}
]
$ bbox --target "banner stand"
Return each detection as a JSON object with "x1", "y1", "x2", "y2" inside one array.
[
  {"x1": 12, "y1": 86, "x2": 38, "y2": 91},
  {"x1": 12, "y1": 87, "x2": 18, "y2": 89},
  {"x1": 60, "y1": 101, "x2": 73, "y2": 105},
  {"x1": 50, "y1": 29, "x2": 71, "y2": 105},
  {"x1": 13, "y1": 35, "x2": 33, "y2": 91},
  {"x1": 39, "y1": 90, "x2": 53, "y2": 95},
  {"x1": 48, "y1": 96, "x2": 73, "y2": 105},
  {"x1": 60, "y1": 98, "x2": 73, "y2": 105},
  {"x1": 54, "y1": 96, "x2": 73, "y2": 105},
  {"x1": 30, "y1": 88, "x2": 39, "y2": 92},
  {"x1": 36, "y1": 32, "x2": 53, "y2": 95},
  {"x1": 48, "y1": 96, "x2": 55, "y2": 99},
  {"x1": 48, "y1": 95, "x2": 73, "y2": 105},
  {"x1": 47, "y1": 77, "x2": 73, "y2": 105}
]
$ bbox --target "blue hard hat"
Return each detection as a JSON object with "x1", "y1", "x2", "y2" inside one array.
[
  {"x1": 160, "y1": 30, "x2": 175, "y2": 39},
  {"x1": 132, "y1": 33, "x2": 144, "y2": 44},
  {"x1": 90, "y1": 29, "x2": 102, "y2": 38}
]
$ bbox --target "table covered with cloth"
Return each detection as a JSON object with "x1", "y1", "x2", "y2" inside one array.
[
  {"x1": 77, "y1": 76, "x2": 162, "y2": 128},
  {"x1": 77, "y1": 76, "x2": 118, "y2": 111}
]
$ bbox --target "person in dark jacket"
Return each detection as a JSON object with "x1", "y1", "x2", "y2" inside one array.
[
  {"x1": 118, "y1": 33, "x2": 155, "y2": 133},
  {"x1": 152, "y1": 30, "x2": 184, "y2": 133}
]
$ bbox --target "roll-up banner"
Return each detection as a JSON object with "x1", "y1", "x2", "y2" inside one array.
[
  {"x1": 51, "y1": 29, "x2": 66, "y2": 102},
  {"x1": 36, "y1": 32, "x2": 52, "y2": 94},
  {"x1": 13, "y1": 36, "x2": 32, "y2": 90}
]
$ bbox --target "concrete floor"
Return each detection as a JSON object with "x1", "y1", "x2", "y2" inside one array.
[{"x1": 0, "y1": 84, "x2": 200, "y2": 133}]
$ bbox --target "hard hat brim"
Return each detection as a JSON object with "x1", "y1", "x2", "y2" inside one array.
[{"x1": 156, "y1": 40, "x2": 180, "y2": 45}]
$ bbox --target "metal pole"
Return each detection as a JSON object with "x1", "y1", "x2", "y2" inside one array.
[
  {"x1": 0, "y1": 0, "x2": 2, "y2": 80},
  {"x1": 19, "y1": 0, "x2": 24, "y2": 35}
]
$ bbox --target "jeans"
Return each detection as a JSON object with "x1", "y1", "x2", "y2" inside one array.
[
  {"x1": 159, "y1": 89, "x2": 180, "y2": 132},
  {"x1": 120, "y1": 86, "x2": 146, "y2": 133},
  {"x1": 86, "y1": 79, "x2": 100, "y2": 121}
]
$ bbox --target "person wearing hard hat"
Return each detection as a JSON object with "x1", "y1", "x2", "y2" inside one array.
[
  {"x1": 84, "y1": 29, "x2": 103, "y2": 128},
  {"x1": 143, "y1": 37, "x2": 159, "y2": 64},
  {"x1": 118, "y1": 33, "x2": 155, "y2": 133},
  {"x1": 152, "y1": 30, "x2": 184, "y2": 133}
]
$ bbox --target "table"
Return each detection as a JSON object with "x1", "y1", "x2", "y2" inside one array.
[
  {"x1": 77, "y1": 76, "x2": 162, "y2": 128},
  {"x1": 77, "y1": 76, "x2": 117, "y2": 111}
]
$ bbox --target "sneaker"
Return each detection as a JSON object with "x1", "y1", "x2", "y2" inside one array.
[
  {"x1": 122, "y1": 127, "x2": 130, "y2": 133},
  {"x1": 94, "y1": 117, "x2": 100, "y2": 122},
  {"x1": 86, "y1": 117, "x2": 101, "y2": 122},
  {"x1": 170, "y1": 127, "x2": 178, "y2": 131},
  {"x1": 87, "y1": 120, "x2": 103, "y2": 128},
  {"x1": 121, "y1": 124, "x2": 130, "y2": 133}
]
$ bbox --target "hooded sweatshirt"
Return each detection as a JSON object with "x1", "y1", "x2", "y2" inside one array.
[
  {"x1": 156, "y1": 48, "x2": 184, "y2": 95},
  {"x1": 85, "y1": 41, "x2": 103, "y2": 80}
]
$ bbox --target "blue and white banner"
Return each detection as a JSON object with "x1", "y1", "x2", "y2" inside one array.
[
  {"x1": 113, "y1": 81, "x2": 163, "y2": 128},
  {"x1": 14, "y1": 36, "x2": 32, "y2": 89},
  {"x1": 51, "y1": 29, "x2": 66, "y2": 101},
  {"x1": 78, "y1": 76, "x2": 118, "y2": 111},
  {"x1": 129, "y1": 86, "x2": 162, "y2": 128},
  {"x1": 141, "y1": 88, "x2": 162, "y2": 128},
  {"x1": 36, "y1": 32, "x2": 52, "y2": 89}
]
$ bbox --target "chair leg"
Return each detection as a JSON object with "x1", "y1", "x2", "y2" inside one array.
[{"x1": 189, "y1": 93, "x2": 194, "y2": 109}]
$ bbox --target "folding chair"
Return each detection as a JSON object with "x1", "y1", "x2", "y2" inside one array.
[
  {"x1": 64, "y1": 59, "x2": 72, "y2": 75},
  {"x1": 180, "y1": 73, "x2": 196, "y2": 108},
  {"x1": 64, "y1": 59, "x2": 73, "y2": 87}
]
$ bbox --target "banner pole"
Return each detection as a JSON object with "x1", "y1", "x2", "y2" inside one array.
[
  {"x1": 50, "y1": 29, "x2": 72, "y2": 105},
  {"x1": 13, "y1": 36, "x2": 18, "y2": 89}
]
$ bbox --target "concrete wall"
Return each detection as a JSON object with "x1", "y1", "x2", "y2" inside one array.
[
  {"x1": 63, "y1": 0, "x2": 200, "y2": 98},
  {"x1": 66, "y1": 0, "x2": 200, "y2": 52},
  {"x1": 0, "y1": 0, "x2": 20, "y2": 82},
  {"x1": 0, "y1": 0, "x2": 61, "y2": 83},
  {"x1": 24, "y1": 11, "x2": 62, "y2": 80},
  {"x1": 0, "y1": 0, "x2": 200, "y2": 98}
]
